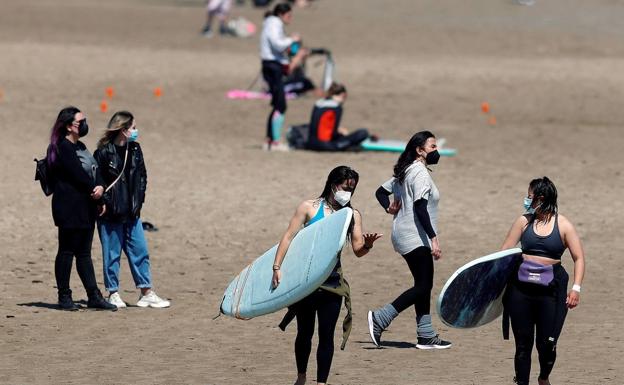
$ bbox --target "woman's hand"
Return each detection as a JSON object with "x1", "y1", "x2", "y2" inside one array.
[
  {"x1": 272, "y1": 269, "x2": 282, "y2": 289},
  {"x1": 387, "y1": 199, "x2": 401, "y2": 215},
  {"x1": 91, "y1": 185, "x2": 104, "y2": 200},
  {"x1": 431, "y1": 236, "x2": 442, "y2": 260},
  {"x1": 566, "y1": 290, "x2": 580, "y2": 309},
  {"x1": 363, "y1": 232, "x2": 383, "y2": 249}
]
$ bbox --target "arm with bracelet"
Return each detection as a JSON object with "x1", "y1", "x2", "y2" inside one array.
[
  {"x1": 271, "y1": 201, "x2": 310, "y2": 288},
  {"x1": 561, "y1": 215, "x2": 585, "y2": 308}
]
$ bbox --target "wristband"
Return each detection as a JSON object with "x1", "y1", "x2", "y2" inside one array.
[
  {"x1": 272, "y1": 265, "x2": 281, "y2": 271},
  {"x1": 572, "y1": 284, "x2": 581, "y2": 293}
]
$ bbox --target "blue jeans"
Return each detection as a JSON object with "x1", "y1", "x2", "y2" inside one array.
[{"x1": 97, "y1": 218, "x2": 152, "y2": 292}]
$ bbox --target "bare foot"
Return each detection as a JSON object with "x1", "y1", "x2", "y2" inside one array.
[{"x1": 537, "y1": 377, "x2": 551, "y2": 385}]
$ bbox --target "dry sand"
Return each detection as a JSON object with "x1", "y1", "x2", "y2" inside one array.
[{"x1": 1, "y1": 0, "x2": 623, "y2": 384}]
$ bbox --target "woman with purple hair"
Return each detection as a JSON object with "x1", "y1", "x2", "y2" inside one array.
[{"x1": 46, "y1": 106, "x2": 116, "y2": 311}]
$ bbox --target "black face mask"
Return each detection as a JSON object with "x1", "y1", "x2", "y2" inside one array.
[
  {"x1": 425, "y1": 150, "x2": 440, "y2": 165},
  {"x1": 78, "y1": 119, "x2": 89, "y2": 137}
]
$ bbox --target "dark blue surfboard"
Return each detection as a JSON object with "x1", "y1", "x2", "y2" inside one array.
[{"x1": 436, "y1": 248, "x2": 522, "y2": 328}]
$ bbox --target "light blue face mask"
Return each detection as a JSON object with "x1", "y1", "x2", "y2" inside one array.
[
  {"x1": 128, "y1": 128, "x2": 139, "y2": 142},
  {"x1": 523, "y1": 197, "x2": 535, "y2": 214}
]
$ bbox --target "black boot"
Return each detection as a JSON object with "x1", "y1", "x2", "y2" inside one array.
[
  {"x1": 87, "y1": 289, "x2": 117, "y2": 311},
  {"x1": 58, "y1": 291, "x2": 79, "y2": 311}
]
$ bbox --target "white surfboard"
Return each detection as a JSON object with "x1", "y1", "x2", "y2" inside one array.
[
  {"x1": 220, "y1": 208, "x2": 353, "y2": 319},
  {"x1": 436, "y1": 248, "x2": 522, "y2": 328}
]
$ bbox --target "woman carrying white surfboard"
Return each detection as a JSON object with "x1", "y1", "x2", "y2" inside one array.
[
  {"x1": 367, "y1": 130, "x2": 452, "y2": 349},
  {"x1": 272, "y1": 166, "x2": 382, "y2": 385},
  {"x1": 501, "y1": 177, "x2": 585, "y2": 385}
]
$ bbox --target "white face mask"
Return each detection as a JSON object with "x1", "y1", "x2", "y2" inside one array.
[{"x1": 333, "y1": 190, "x2": 352, "y2": 207}]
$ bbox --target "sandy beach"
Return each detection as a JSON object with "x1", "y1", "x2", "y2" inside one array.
[{"x1": 0, "y1": 0, "x2": 623, "y2": 383}]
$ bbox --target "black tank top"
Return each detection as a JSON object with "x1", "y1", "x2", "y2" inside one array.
[{"x1": 520, "y1": 214, "x2": 565, "y2": 260}]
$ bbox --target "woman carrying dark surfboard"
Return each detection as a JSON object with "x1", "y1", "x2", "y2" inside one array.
[
  {"x1": 271, "y1": 166, "x2": 382, "y2": 385},
  {"x1": 367, "y1": 130, "x2": 452, "y2": 349},
  {"x1": 501, "y1": 177, "x2": 585, "y2": 385}
]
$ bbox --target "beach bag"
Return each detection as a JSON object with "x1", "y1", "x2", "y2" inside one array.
[
  {"x1": 286, "y1": 124, "x2": 309, "y2": 149},
  {"x1": 34, "y1": 157, "x2": 54, "y2": 196},
  {"x1": 226, "y1": 17, "x2": 257, "y2": 38}
]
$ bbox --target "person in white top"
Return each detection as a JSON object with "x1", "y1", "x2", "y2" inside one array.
[
  {"x1": 260, "y1": 3, "x2": 300, "y2": 151},
  {"x1": 367, "y1": 131, "x2": 452, "y2": 350}
]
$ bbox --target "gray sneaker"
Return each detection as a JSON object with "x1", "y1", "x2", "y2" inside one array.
[
  {"x1": 416, "y1": 335, "x2": 452, "y2": 350},
  {"x1": 367, "y1": 310, "x2": 384, "y2": 347}
]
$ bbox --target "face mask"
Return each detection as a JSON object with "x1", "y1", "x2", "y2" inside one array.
[
  {"x1": 334, "y1": 190, "x2": 352, "y2": 207},
  {"x1": 425, "y1": 150, "x2": 440, "y2": 165},
  {"x1": 524, "y1": 197, "x2": 536, "y2": 214},
  {"x1": 128, "y1": 128, "x2": 139, "y2": 142},
  {"x1": 78, "y1": 119, "x2": 89, "y2": 137}
]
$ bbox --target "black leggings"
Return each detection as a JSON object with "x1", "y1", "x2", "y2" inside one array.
[
  {"x1": 295, "y1": 289, "x2": 342, "y2": 383},
  {"x1": 508, "y1": 270, "x2": 568, "y2": 385},
  {"x1": 262, "y1": 60, "x2": 287, "y2": 140},
  {"x1": 55, "y1": 227, "x2": 98, "y2": 298},
  {"x1": 390, "y1": 246, "x2": 434, "y2": 316},
  {"x1": 307, "y1": 129, "x2": 370, "y2": 152}
]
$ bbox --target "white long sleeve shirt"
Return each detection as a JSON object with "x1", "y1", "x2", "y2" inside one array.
[{"x1": 260, "y1": 15, "x2": 293, "y2": 64}]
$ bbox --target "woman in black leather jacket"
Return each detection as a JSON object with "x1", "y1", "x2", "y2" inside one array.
[
  {"x1": 94, "y1": 111, "x2": 170, "y2": 309},
  {"x1": 47, "y1": 106, "x2": 116, "y2": 311}
]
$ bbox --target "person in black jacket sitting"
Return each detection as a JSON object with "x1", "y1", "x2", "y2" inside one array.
[
  {"x1": 46, "y1": 106, "x2": 116, "y2": 311},
  {"x1": 94, "y1": 111, "x2": 170, "y2": 309},
  {"x1": 306, "y1": 82, "x2": 370, "y2": 152}
]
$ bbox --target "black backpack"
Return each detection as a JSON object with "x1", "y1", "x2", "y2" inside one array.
[
  {"x1": 34, "y1": 157, "x2": 55, "y2": 196},
  {"x1": 286, "y1": 124, "x2": 310, "y2": 150}
]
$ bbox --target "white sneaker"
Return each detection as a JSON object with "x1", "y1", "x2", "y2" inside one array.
[
  {"x1": 269, "y1": 142, "x2": 290, "y2": 152},
  {"x1": 108, "y1": 292, "x2": 127, "y2": 308},
  {"x1": 136, "y1": 291, "x2": 171, "y2": 308}
]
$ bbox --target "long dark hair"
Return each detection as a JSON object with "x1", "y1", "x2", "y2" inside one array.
[
  {"x1": 47, "y1": 106, "x2": 81, "y2": 166},
  {"x1": 318, "y1": 166, "x2": 359, "y2": 235},
  {"x1": 273, "y1": 2, "x2": 292, "y2": 16},
  {"x1": 393, "y1": 130, "x2": 435, "y2": 183},
  {"x1": 529, "y1": 176, "x2": 558, "y2": 221}
]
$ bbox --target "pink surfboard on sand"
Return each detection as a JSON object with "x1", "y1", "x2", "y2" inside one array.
[{"x1": 226, "y1": 89, "x2": 297, "y2": 100}]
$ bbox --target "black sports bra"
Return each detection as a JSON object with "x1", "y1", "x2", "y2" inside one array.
[{"x1": 520, "y1": 214, "x2": 565, "y2": 260}]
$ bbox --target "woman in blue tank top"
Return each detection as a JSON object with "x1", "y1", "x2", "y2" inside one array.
[
  {"x1": 501, "y1": 177, "x2": 586, "y2": 385},
  {"x1": 271, "y1": 166, "x2": 382, "y2": 385}
]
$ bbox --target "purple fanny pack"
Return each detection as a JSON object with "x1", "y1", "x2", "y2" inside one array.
[{"x1": 517, "y1": 259, "x2": 554, "y2": 286}]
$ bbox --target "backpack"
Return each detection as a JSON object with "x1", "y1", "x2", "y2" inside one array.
[
  {"x1": 286, "y1": 124, "x2": 310, "y2": 150},
  {"x1": 34, "y1": 157, "x2": 55, "y2": 196}
]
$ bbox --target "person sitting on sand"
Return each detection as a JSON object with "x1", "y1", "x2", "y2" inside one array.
[{"x1": 306, "y1": 82, "x2": 370, "y2": 151}]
